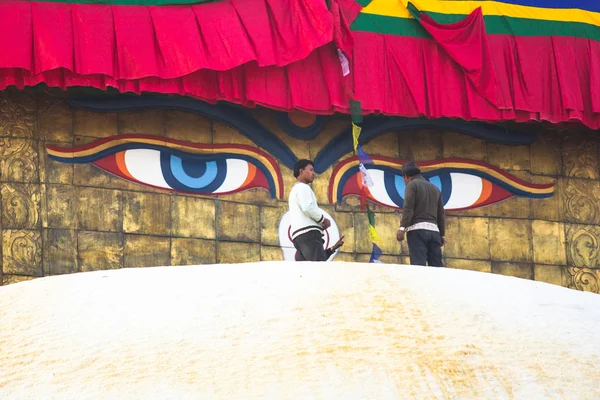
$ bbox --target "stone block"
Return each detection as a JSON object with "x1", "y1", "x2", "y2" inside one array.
[
  {"x1": 407, "y1": 129, "x2": 443, "y2": 161},
  {"x1": 171, "y1": 196, "x2": 216, "y2": 239},
  {"x1": 491, "y1": 262, "x2": 533, "y2": 280},
  {"x1": 562, "y1": 178, "x2": 600, "y2": 225},
  {"x1": 565, "y1": 267, "x2": 599, "y2": 293},
  {"x1": 530, "y1": 134, "x2": 561, "y2": 176},
  {"x1": 260, "y1": 205, "x2": 288, "y2": 246},
  {"x1": 117, "y1": 110, "x2": 165, "y2": 136},
  {"x1": 171, "y1": 238, "x2": 216, "y2": 265},
  {"x1": 260, "y1": 246, "x2": 283, "y2": 262},
  {"x1": 212, "y1": 121, "x2": 254, "y2": 145},
  {"x1": 123, "y1": 191, "x2": 171, "y2": 236},
  {"x1": 46, "y1": 184, "x2": 76, "y2": 229},
  {"x1": 74, "y1": 109, "x2": 118, "y2": 138},
  {"x1": 334, "y1": 252, "x2": 356, "y2": 262},
  {"x1": 43, "y1": 229, "x2": 77, "y2": 275},
  {"x1": 43, "y1": 153, "x2": 73, "y2": 185},
  {"x1": 0, "y1": 91, "x2": 37, "y2": 138},
  {"x1": 39, "y1": 100, "x2": 73, "y2": 142},
  {"x1": 562, "y1": 135, "x2": 599, "y2": 179},
  {"x1": 354, "y1": 211, "x2": 400, "y2": 255},
  {"x1": 77, "y1": 231, "x2": 122, "y2": 272},
  {"x1": 442, "y1": 131, "x2": 486, "y2": 161},
  {"x1": 165, "y1": 110, "x2": 212, "y2": 143},
  {"x1": 487, "y1": 144, "x2": 530, "y2": 171},
  {"x1": 1, "y1": 275, "x2": 34, "y2": 286},
  {"x1": 321, "y1": 205, "x2": 356, "y2": 254},
  {"x1": 532, "y1": 220, "x2": 566, "y2": 265},
  {"x1": 362, "y1": 132, "x2": 399, "y2": 158},
  {"x1": 533, "y1": 265, "x2": 565, "y2": 287},
  {"x1": 489, "y1": 218, "x2": 532, "y2": 262},
  {"x1": 531, "y1": 177, "x2": 562, "y2": 222},
  {"x1": 445, "y1": 258, "x2": 491, "y2": 273},
  {"x1": 217, "y1": 241, "x2": 260, "y2": 263},
  {"x1": 124, "y1": 235, "x2": 171, "y2": 268},
  {"x1": 442, "y1": 216, "x2": 489, "y2": 260},
  {"x1": 76, "y1": 187, "x2": 121, "y2": 232},
  {"x1": 217, "y1": 201, "x2": 260, "y2": 242}
]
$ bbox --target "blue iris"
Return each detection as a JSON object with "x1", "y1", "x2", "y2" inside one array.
[{"x1": 160, "y1": 152, "x2": 227, "y2": 193}]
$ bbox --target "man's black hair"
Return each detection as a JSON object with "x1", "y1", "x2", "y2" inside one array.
[
  {"x1": 294, "y1": 159, "x2": 314, "y2": 178},
  {"x1": 402, "y1": 161, "x2": 421, "y2": 177}
]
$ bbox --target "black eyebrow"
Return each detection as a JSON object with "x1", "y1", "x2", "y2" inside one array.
[
  {"x1": 68, "y1": 94, "x2": 298, "y2": 170},
  {"x1": 313, "y1": 116, "x2": 537, "y2": 173}
]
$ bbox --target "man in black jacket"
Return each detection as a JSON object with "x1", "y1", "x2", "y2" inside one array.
[{"x1": 396, "y1": 161, "x2": 446, "y2": 267}]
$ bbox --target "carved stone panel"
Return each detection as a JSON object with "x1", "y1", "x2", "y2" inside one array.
[
  {"x1": 0, "y1": 90, "x2": 37, "y2": 138},
  {"x1": 2, "y1": 229, "x2": 42, "y2": 276},
  {"x1": 0, "y1": 138, "x2": 39, "y2": 183},
  {"x1": 562, "y1": 179, "x2": 600, "y2": 225},
  {"x1": 565, "y1": 224, "x2": 600, "y2": 269},
  {"x1": 565, "y1": 267, "x2": 599, "y2": 293},
  {"x1": 562, "y1": 134, "x2": 599, "y2": 179},
  {"x1": 1, "y1": 183, "x2": 41, "y2": 229}
]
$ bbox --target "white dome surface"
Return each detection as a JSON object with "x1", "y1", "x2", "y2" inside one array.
[{"x1": 1, "y1": 262, "x2": 599, "y2": 399}]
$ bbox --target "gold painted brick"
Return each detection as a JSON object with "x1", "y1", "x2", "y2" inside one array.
[
  {"x1": 171, "y1": 238, "x2": 216, "y2": 265},
  {"x1": 334, "y1": 252, "x2": 356, "y2": 262},
  {"x1": 400, "y1": 255, "x2": 411, "y2": 265},
  {"x1": 491, "y1": 262, "x2": 533, "y2": 280},
  {"x1": 43, "y1": 151, "x2": 73, "y2": 185},
  {"x1": 171, "y1": 196, "x2": 216, "y2": 239},
  {"x1": 487, "y1": 144, "x2": 530, "y2": 171},
  {"x1": 76, "y1": 187, "x2": 121, "y2": 232},
  {"x1": 486, "y1": 193, "x2": 532, "y2": 219},
  {"x1": 43, "y1": 229, "x2": 77, "y2": 275},
  {"x1": 532, "y1": 220, "x2": 566, "y2": 265},
  {"x1": 445, "y1": 258, "x2": 491, "y2": 273},
  {"x1": 1, "y1": 275, "x2": 35, "y2": 286},
  {"x1": 46, "y1": 184, "x2": 76, "y2": 229},
  {"x1": 531, "y1": 176, "x2": 562, "y2": 221},
  {"x1": 362, "y1": 132, "x2": 399, "y2": 158},
  {"x1": 281, "y1": 160, "x2": 297, "y2": 201},
  {"x1": 407, "y1": 129, "x2": 443, "y2": 161},
  {"x1": 123, "y1": 191, "x2": 171, "y2": 236},
  {"x1": 565, "y1": 267, "x2": 600, "y2": 293},
  {"x1": 217, "y1": 241, "x2": 260, "y2": 263},
  {"x1": 310, "y1": 173, "x2": 331, "y2": 209},
  {"x1": 0, "y1": 90, "x2": 36, "y2": 138},
  {"x1": 1, "y1": 183, "x2": 41, "y2": 229},
  {"x1": 2, "y1": 229, "x2": 42, "y2": 276},
  {"x1": 217, "y1": 201, "x2": 260, "y2": 242},
  {"x1": 212, "y1": 121, "x2": 254, "y2": 145},
  {"x1": 260, "y1": 205, "x2": 288, "y2": 246},
  {"x1": 530, "y1": 134, "x2": 561, "y2": 175},
  {"x1": 533, "y1": 264, "x2": 566, "y2": 287},
  {"x1": 0, "y1": 138, "x2": 39, "y2": 183},
  {"x1": 489, "y1": 218, "x2": 532, "y2": 262},
  {"x1": 218, "y1": 189, "x2": 279, "y2": 207},
  {"x1": 321, "y1": 205, "x2": 356, "y2": 254},
  {"x1": 442, "y1": 131, "x2": 486, "y2": 161},
  {"x1": 39, "y1": 100, "x2": 73, "y2": 142},
  {"x1": 77, "y1": 231, "x2": 122, "y2": 272},
  {"x1": 442, "y1": 216, "x2": 489, "y2": 260},
  {"x1": 74, "y1": 109, "x2": 118, "y2": 138},
  {"x1": 117, "y1": 110, "x2": 165, "y2": 136},
  {"x1": 354, "y1": 211, "x2": 401, "y2": 255},
  {"x1": 124, "y1": 234, "x2": 170, "y2": 268},
  {"x1": 165, "y1": 110, "x2": 212, "y2": 143},
  {"x1": 260, "y1": 245, "x2": 283, "y2": 262}
]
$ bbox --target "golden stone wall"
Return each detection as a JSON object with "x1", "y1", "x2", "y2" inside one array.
[{"x1": 1, "y1": 89, "x2": 599, "y2": 293}]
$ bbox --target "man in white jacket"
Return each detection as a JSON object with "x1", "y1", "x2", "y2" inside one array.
[{"x1": 289, "y1": 159, "x2": 342, "y2": 261}]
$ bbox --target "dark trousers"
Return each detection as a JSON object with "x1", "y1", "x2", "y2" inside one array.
[
  {"x1": 407, "y1": 230, "x2": 444, "y2": 267},
  {"x1": 292, "y1": 230, "x2": 328, "y2": 262}
]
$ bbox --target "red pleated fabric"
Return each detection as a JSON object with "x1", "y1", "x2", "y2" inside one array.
[
  {"x1": 1, "y1": 0, "x2": 600, "y2": 129},
  {"x1": 0, "y1": 0, "x2": 334, "y2": 79}
]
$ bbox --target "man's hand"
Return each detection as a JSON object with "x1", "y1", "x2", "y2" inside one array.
[
  {"x1": 396, "y1": 229, "x2": 405, "y2": 242},
  {"x1": 322, "y1": 218, "x2": 331, "y2": 230},
  {"x1": 441, "y1": 236, "x2": 445, "y2": 246},
  {"x1": 331, "y1": 236, "x2": 345, "y2": 251}
]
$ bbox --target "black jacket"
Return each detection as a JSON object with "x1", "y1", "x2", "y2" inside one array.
[{"x1": 400, "y1": 175, "x2": 445, "y2": 236}]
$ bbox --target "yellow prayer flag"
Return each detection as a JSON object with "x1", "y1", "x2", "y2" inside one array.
[
  {"x1": 352, "y1": 122, "x2": 361, "y2": 151},
  {"x1": 368, "y1": 224, "x2": 382, "y2": 244}
]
